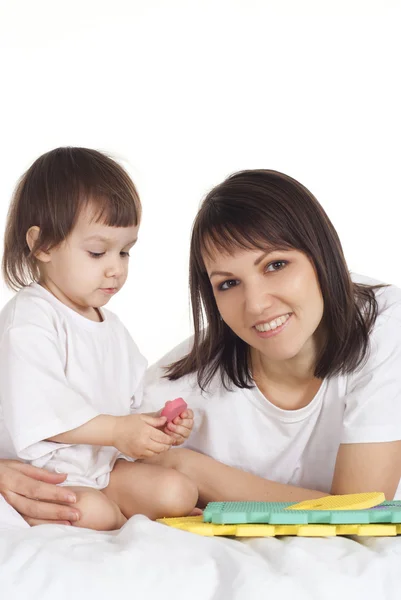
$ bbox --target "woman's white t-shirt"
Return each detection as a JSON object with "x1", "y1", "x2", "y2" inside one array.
[{"x1": 143, "y1": 274, "x2": 401, "y2": 498}]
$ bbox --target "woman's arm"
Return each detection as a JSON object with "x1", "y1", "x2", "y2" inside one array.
[
  {"x1": 145, "y1": 441, "x2": 401, "y2": 505},
  {"x1": 331, "y1": 441, "x2": 401, "y2": 499},
  {"x1": 143, "y1": 449, "x2": 327, "y2": 504},
  {"x1": 0, "y1": 460, "x2": 81, "y2": 525}
]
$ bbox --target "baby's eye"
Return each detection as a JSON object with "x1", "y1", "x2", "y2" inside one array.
[
  {"x1": 265, "y1": 260, "x2": 288, "y2": 272},
  {"x1": 120, "y1": 251, "x2": 130, "y2": 258},
  {"x1": 219, "y1": 279, "x2": 239, "y2": 291},
  {"x1": 89, "y1": 252, "x2": 105, "y2": 258}
]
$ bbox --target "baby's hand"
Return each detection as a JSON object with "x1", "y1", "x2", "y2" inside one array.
[
  {"x1": 112, "y1": 414, "x2": 173, "y2": 459},
  {"x1": 164, "y1": 409, "x2": 194, "y2": 446}
]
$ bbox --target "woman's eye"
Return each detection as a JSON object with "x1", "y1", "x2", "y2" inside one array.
[
  {"x1": 89, "y1": 252, "x2": 105, "y2": 258},
  {"x1": 265, "y1": 260, "x2": 288, "y2": 272},
  {"x1": 120, "y1": 251, "x2": 130, "y2": 258},
  {"x1": 218, "y1": 279, "x2": 239, "y2": 291}
]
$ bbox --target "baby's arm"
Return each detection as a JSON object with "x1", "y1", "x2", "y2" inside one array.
[{"x1": 48, "y1": 413, "x2": 174, "y2": 459}]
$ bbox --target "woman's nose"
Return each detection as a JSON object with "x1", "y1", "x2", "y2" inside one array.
[{"x1": 244, "y1": 282, "x2": 273, "y2": 315}]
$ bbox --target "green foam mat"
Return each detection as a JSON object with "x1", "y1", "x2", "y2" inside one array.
[{"x1": 203, "y1": 500, "x2": 401, "y2": 525}]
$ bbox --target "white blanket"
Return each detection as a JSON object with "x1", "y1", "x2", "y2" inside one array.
[{"x1": 1, "y1": 496, "x2": 401, "y2": 600}]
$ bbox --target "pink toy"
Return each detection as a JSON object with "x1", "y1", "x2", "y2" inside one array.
[{"x1": 161, "y1": 397, "x2": 188, "y2": 423}]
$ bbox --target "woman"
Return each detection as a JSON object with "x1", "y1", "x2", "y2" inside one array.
[
  {"x1": 3, "y1": 169, "x2": 401, "y2": 524},
  {"x1": 141, "y1": 169, "x2": 401, "y2": 504}
]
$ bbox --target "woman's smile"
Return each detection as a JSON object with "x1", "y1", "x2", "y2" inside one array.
[{"x1": 253, "y1": 312, "x2": 293, "y2": 338}]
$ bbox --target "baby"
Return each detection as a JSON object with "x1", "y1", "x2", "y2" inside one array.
[{"x1": 0, "y1": 147, "x2": 198, "y2": 530}]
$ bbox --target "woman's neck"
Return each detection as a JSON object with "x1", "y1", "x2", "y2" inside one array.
[
  {"x1": 250, "y1": 325, "x2": 325, "y2": 385},
  {"x1": 251, "y1": 347, "x2": 316, "y2": 387},
  {"x1": 250, "y1": 336, "x2": 323, "y2": 410}
]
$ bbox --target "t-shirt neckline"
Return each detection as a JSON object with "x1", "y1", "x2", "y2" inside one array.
[
  {"x1": 243, "y1": 378, "x2": 327, "y2": 423},
  {"x1": 30, "y1": 282, "x2": 108, "y2": 331}
]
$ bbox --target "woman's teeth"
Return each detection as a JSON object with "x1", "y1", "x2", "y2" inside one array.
[{"x1": 255, "y1": 313, "x2": 290, "y2": 332}]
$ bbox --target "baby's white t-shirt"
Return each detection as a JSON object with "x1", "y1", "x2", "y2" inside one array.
[
  {"x1": 0, "y1": 283, "x2": 147, "y2": 489},
  {"x1": 143, "y1": 274, "x2": 401, "y2": 499}
]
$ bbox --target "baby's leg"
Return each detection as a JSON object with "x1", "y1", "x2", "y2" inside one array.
[
  {"x1": 103, "y1": 460, "x2": 198, "y2": 520},
  {"x1": 68, "y1": 486, "x2": 127, "y2": 531}
]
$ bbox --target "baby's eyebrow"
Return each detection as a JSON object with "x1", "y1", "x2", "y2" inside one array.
[
  {"x1": 84, "y1": 235, "x2": 138, "y2": 246},
  {"x1": 84, "y1": 235, "x2": 111, "y2": 242}
]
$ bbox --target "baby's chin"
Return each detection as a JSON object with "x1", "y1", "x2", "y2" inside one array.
[{"x1": 90, "y1": 288, "x2": 120, "y2": 304}]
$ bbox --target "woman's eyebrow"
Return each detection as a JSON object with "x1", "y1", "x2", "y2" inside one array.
[
  {"x1": 254, "y1": 247, "x2": 290, "y2": 265},
  {"x1": 209, "y1": 270, "x2": 234, "y2": 279},
  {"x1": 209, "y1": 249, "x2": 288, "y2": 279},
  {"x1": 210, "y1": 253, "x2": 268, "y2": 278},
  {"x1": 254, "y1": 252, "x2": 269, "y2": 266}
]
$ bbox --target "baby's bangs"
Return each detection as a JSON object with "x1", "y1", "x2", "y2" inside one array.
[{"x1": 82, "y1": 191, "x2": 141, "y2": 228}]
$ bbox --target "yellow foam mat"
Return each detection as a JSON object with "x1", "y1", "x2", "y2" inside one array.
[
  {"x1": 288, "y1": 492, "x2": 385, "y2": 511},
  {"x1": 157, "y1": 516, "x2": 401, "y2": 537}
]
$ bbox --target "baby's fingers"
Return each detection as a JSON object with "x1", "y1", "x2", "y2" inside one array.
[
  {"x1": 147, "y1": 440, "x2": 172, "y2": 454},
  {"x1": 168, "y1": 418, "x2": 193, "y2": 434},
  {"x1": 175, "y1": 409, "x2": 193, "y2": 421},
  {"x1": 167, "y1": 423, "x2": 192, "y2": 443},
  {"x1": 149, "y1": 427, "x2": 174, "y2": 445}
]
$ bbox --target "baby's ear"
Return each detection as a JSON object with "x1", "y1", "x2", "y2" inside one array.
[{"x1": 26, "y1": 226, "x2": 51, "y2": 263}]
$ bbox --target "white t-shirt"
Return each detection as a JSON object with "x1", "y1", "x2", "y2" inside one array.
[
  {"x1": 143, "y1": 275, "x2": 401, "y2": 499},
  {"x1": 0, "y1": 283, "x2": 147, "y2": 489}
]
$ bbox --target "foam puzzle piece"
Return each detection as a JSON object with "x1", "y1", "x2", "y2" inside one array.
[
  {"x1": 157, "y1": 516, "x2": 401, "y2": 537},
  {"x1": 161, "y1": 397, "x2": 188, "y2": 422},
  {"x1": 202, "y1": 499, "x2": 401, "y2": 525},
  {"x1": 289, "y1": 492, "x2": 385, "y2": 511}
]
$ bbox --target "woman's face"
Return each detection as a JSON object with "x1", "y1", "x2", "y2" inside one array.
[{"x1": 204, "y1": 245, "x2": 324, "y2": 364}]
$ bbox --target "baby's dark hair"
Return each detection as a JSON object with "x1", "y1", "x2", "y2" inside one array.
[{"x1": 2, "y1": 147, "x2": 141, "y2": 290}]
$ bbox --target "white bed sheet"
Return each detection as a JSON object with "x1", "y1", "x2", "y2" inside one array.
[{"x1": 1, "y1": 496, "x2": 401, "y2": 600}]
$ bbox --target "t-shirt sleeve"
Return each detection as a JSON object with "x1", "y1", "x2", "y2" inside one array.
[
  {"x1": 112, "y1": 323, "x2": 147, "y2": 413},
  {"x1": 140, "y1": 336, "x2": 195, "y2": 414},
  {"x1": 130, "y1": 376, "x2": 145, "y2": 412},
  {"x1": 341, "y1": 310, "x2": 401, "y2": 444},
  {"x1": 0, "y1": 323, "x2": 99, "y2": 459}
]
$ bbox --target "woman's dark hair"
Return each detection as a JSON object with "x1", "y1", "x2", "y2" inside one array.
[
  {"x1": 3, "y1": 147, "x2": 141, "y2": 290},
  {"x1": 167, "y1": 169, "x2": 382, "y2": 390}
]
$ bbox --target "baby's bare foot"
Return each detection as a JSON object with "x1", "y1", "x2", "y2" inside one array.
[{"x1": 188, "y1": 507, "x2": 203, "y2": 516}]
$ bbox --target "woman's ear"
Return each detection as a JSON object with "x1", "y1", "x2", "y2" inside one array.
[{"x1": 26, "y1": 226, "x2": 51, "y2": 263}]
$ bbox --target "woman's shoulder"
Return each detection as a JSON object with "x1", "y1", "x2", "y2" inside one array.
[
  {"x1": 340, "y1": 273, "x2": 401, "y2": 393},
  {"x1": 143, "y1": 336, "x2": 228, "y2": 411},
  {"x1": 352, "y1": 272, "x2": 401, "y2": 325},
  {"x1": 144, "y1": 337, "x2": 196, "y2": 391},
  {"x1": 333, "y1": 275, "x2": 401, "y2": 444}
]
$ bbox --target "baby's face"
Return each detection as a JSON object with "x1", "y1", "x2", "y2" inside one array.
[{"x1": 39, "y1": 203, "x2": 139, "y2": 319}]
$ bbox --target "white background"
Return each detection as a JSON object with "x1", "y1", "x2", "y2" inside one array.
[{"x1": 0, "y1": 0, "x2": 400, "y2": 365}]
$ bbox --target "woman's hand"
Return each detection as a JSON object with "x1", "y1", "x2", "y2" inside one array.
[{"x1": 0, "y1": 460, "x2": 81, "y2": 526}]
